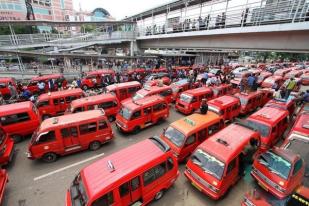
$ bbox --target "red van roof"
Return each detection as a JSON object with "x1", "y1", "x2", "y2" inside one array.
[
  {"x1": 234, "y1": 91, "x2": 261, "y2": 100},
  {"x1": 86, "y1": 69, "x2": 115, "y2": 76},
  {"x1": 183, "y1": 87, "x2": 212, "y2": 96},
  {"x1": 124, "y1": 95, "x2": 165, "y2": 111},
  {"x1": 199, "y1": 123, "x2": 258, "y2": 162},
  {"x1": 37, "y1": 88, "x2": 84, "y2": 101},
  {"x1": 137, "y1": 85, "x2": 171, "y2": 96},
  {"x1": 291, "y1": 112, "x2": 309, "y2": 136},
  {"x1": 106, "y1": 81, "x2": 141, "y2": 91},
  {"x1": 208, "y1": 95, "x2": 239, "y2": 108},
  {"x1": 0, "y1": 77, "x2": 15, "y2": 83},
  {"x1": 40, "y1": 110, "x2": 105, "y2": 131},
  {"x1": 31, "y1": 74, "x2": 63, "y2": 81},
  {"x1": 81, "y1": 138, "x2": 165, "y2": 199},
  {"x1": 0, "y1": 101, "x2": 34, "y2": 115},
  {"x1": 70, "y1": 93, "x2": 116, "y2": 109},
  {"x1": 247, "y1": 107, "x2": 288, "y2": 127}
]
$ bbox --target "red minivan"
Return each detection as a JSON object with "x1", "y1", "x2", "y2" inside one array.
[
  {"x1": 184, "y1": 123, "x2": 260, "y2": 200},
  {"x1": 0, "y1": 101, "x2": 40, "y2": 142},
  {"x1": 246, "y1": 107, "x2": 289, "y2": 150},
  {"x1": 27, "y1": 110, "x2": 113, "y2": 162},
  {"x1": 27, "y1": 74, "x2": 65, "y2": 94},
  {"x1": 234, "y1": 91, "x2": 264, "y2": 115},
  {"x1": 175, "y1": 87, "x2": 214, "y2": 115},
  {"x1": 106, "y1": 81, "x2": 142, "y2": 102},
  {"x1": 66, "y1": 136, "x2": 179, "y2": 206},
  {"x1": 0, "y1": 77, "x2": 17, "y2": 99},
  {"x1": 132, "y1": 85, "x2": 173, "y2": 104},
  {"x1": 36, "y1": 88, "x2": 85, "y2": 119},
  {"x1": 81, "y1": 69, "x2": 115, "y2": 90},
  {"x1": 0, "y1": 169, "x2": 8, "y2": 205},
  {"x1": 67, "y1": 93, "x2": 120, "y2": 122}
]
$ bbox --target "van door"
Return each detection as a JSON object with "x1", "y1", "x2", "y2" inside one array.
[
  {"x1": 221, "y1": 158, "x2": 238, "y2": 194},
  {"x1": 61, "y1": 127, "x2": 80, "y2": 149},
  {"x1": 143, "y1": 107, "x2": 152, "y2": 124},
  {"x1": 119, "y1": 89, "x2": 127, "y2": 101},
  {"x1": 181, "y1": 134, "x2": 197, "y2": 160},
  {"x1": 119, "y1": 177, "x2": 142, "y2": 205}
]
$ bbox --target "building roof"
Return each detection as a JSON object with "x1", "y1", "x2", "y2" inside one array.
[
  {"x1": 81, "y1": 138, "x2": 165, "y2": 200},
  {"x1": 199, "y1": 123, "x2": 258, "y2": 162},
  {"x1": 40, "y1": 110, "x2": 105, "y2": 131},
  {"x1": 171, "y1": 112, "x2": 221, "y2": 137}
]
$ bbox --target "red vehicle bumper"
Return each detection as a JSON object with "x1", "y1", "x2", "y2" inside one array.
[
  {"x1": 115, "y1": 120, "x2": 131, "y2": 133},
  {"x1": 0, "y1": 138, "x2": 14, "y2": 165},
  {"x1": 184, "y1": 169, "x2": 222, "y2": 200},
  {"x1": 251, "y1": 170, "x2": 287, "y2": 199},
  {"x1": 175, "y1": 104, "x2": 193, "y2": 115}
]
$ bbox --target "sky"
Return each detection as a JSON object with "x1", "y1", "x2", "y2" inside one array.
[{"x1": 73, "y1": 0, "x2": 172, "y2": 20}]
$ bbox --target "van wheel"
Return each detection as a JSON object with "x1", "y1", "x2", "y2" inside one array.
[
  {"x1": 42, "y1": 153, "x2": 57, "y2": 163},
  {"x1": 82, "y1": 85, "x2": 88, "y2": 90},
  {"x1": 42, "y1": 115, "x2": 50, "y2": 120},
  {"x1": 156, "y1": 118, "x2": 164, "y2": 125},
  {"x1": 108, "y1": 116, "x2": 115, "y2": 122},
  {"x1": 12, "y1": 135, "x2": 22, "y2": 143},
  {"x1": 133, "y1": 126, "x2": 141, "y2": 134},
  {"x1": 154, "y1": 190, "x2": 164, "y2": 201},
  {"x1": 89, "y1": 141, "x2": 101, "y2": 151}
]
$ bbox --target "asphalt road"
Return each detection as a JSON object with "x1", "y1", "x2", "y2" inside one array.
[{"x1": 2, "y1": 106, "x2": 280, "y2": 206}]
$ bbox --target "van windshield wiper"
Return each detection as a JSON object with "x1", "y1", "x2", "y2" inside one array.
[{"x1": 192, "y1": 155, "x2": 202, "y2": 166}]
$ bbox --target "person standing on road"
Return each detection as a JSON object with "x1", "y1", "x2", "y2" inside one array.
[
  {"x1": 8, "y1": 82, "x2": 17, "y2": 100},
  {"x1": 37, "y1": 81, "x2": 45, "y2": 94},
  {"x1": 284, "y1": 77, "x2": 297, "y2": 99}
]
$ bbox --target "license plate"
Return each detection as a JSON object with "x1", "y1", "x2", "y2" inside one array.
[
  {"x1": 192, "y1": 182, "x2": 202, "y2": 191},
  {"x1": 258, "y1": 181, "x2": 268, "y2": 192}
]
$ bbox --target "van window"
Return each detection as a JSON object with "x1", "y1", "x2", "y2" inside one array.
[
  {"x1": 37, "y1": 131, "x2": 56, "y2": 143},
  {"x1": 232, "y1": 104, "x2": 239, "y2": 111},
  {"x1": 191, "y1": 96, "x2": 197, "y2": 103},
  {"x1": 73, "y1": 107, "x2": 83, "y2": 113},
  {"x1": 128, "y1": 87, "x2": 138, "y2": 94},
  {"x1": 37, "y1": 100, "x2": 49, "y2": 107},
  {"x1": 131, "y1": 176, "x2": 140, "y2": 191},
  {"x1": 119, "y1": 182, "x2": 129, "y2": 197},
  {"x1": 131, "y1": 111, "x2": 141, "y2": 120},
  {"x1": 208, "y1": 122, "x2": 220, "y2": 135},
  {"x1": 293, "y1": 159, "x2": 303, "y2": 175},
  {"x1": 99, "y1": 101, "x2": 117, "y2": 110},
  {"x1": 227, "y1": 159, "x2": 236, "y2": 174},
  {"x1": 79, "y1": 122, "x2": 97, "y2": 135},
  {"x1": 198, "y1": 129, "x2": 207, "y2": 142},
  {"x1": 185, "y1": 135, "x2": 196, "y2": 146},
  {"x1": 143, "y1": 162, "x2": 166, "y2": 186},
  {"x1": 92, "y1": 191, "x2": 114, "y2": 206},
  {"x1": 87, "y1": 105, "x2": 95, "y2": 110},
  {"x1": 1, "y1": 112, "x2": 30, "y2": 126},
  {"x1": 143, "y1": 107, "x2": 152, "y2": 115},
  {"x1": 160, "y1": 89, "x2": 172, "y2": 97},
  {"x1": 61, "y1": 127, "x2": 78, "y2": 138},
  {"x1": 60, "y1": 98, "x2": 65, "y2": 104},
  {"x1": 53, "y1": 99, "x2": 59, "y2": 105},
  {"x1": 120, "y1": 89, "x2": 127, "y2": 95},
  {"x1": 153, "y1": 103, "x2": 167, "y2": 112},
  {"x1": 98, "y1": 120, "x2": 108, "y2": 130},
  {"x1": 167, "y1": 158, "x2": 174, "y2": 171}
]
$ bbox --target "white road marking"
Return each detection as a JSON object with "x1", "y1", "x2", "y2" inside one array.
[{"x1": 33, "y1": 153, "x2": 105, "y2": 181}]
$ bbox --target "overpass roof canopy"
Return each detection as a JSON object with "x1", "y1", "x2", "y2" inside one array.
[
  {"x1": 125, "y1": 0, "x2": 210, "y2": 20},
  {"x1": 0, "y1": 20, "x2": 134, "y2": 27}
]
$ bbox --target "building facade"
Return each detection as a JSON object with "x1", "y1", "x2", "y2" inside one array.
[{"x1": 0, "y1": 0, "x2": 74, "y2": 21}]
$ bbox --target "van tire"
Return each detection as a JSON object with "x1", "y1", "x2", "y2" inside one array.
[
  {"x1": 42, "y1": 153, "x2": 57, "y2": 163},
  {"x1": 42, "y1": 115, "x2": 50, "y2": 120},
  {"x1": 154, "y1": 190, "x2": 164, "y2": 201},
  {"x1": 156, "y1": 118, "x2": 164, "y2": 125},
  {"x1": 133, "y1": 126, "x2": 141, "y2": 134},
  {"x1": 12, "y1": 135, "x2": 22, "y2": 143},
  {"x1": 89, "y1": 141, "x2": 101, "y2": 151},
  {"x1": 82, "y1": 85, "x2": 88, "y2": 90}
]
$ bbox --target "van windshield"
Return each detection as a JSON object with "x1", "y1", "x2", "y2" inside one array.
[
  {"x1": 132, "y1": 92, "x2": 144, "y2": 101},
  {"x1": 191, "y1": 149, "x2": 225, "y2": 180},
  {"x1": 180, "y1": 94, "x2": 192, "y2": 103},
  {"x1": 247, "y1": 120, "x2": 270, "y2": 137},
  {"x1": 258, "y1": 151, "x2": 291, "y2": 180},
  {"x1": 164, "y1": 126, "x2": 186, "y2": 147},
  {"x1": 119, "y1": 107, "x2": 132, "y2": 120},
  {"x1": 208, "y1": 105, "x2": 222, "y2": 115},
  {"x1": 70, "y1": 174, "x2": 88, "y2": 206}
]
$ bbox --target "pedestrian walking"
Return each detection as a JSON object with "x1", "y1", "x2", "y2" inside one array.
[{"x1": 284, "y1": 77, "x2": 297, "y2": 99}]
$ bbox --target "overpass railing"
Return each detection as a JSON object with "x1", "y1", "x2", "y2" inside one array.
[
  {"x1": 137, "y1": 0, "x2": 309, "y2": 36},
  {"x1": 0, "y1": 30, "x2": 136, "y2": 47}
]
